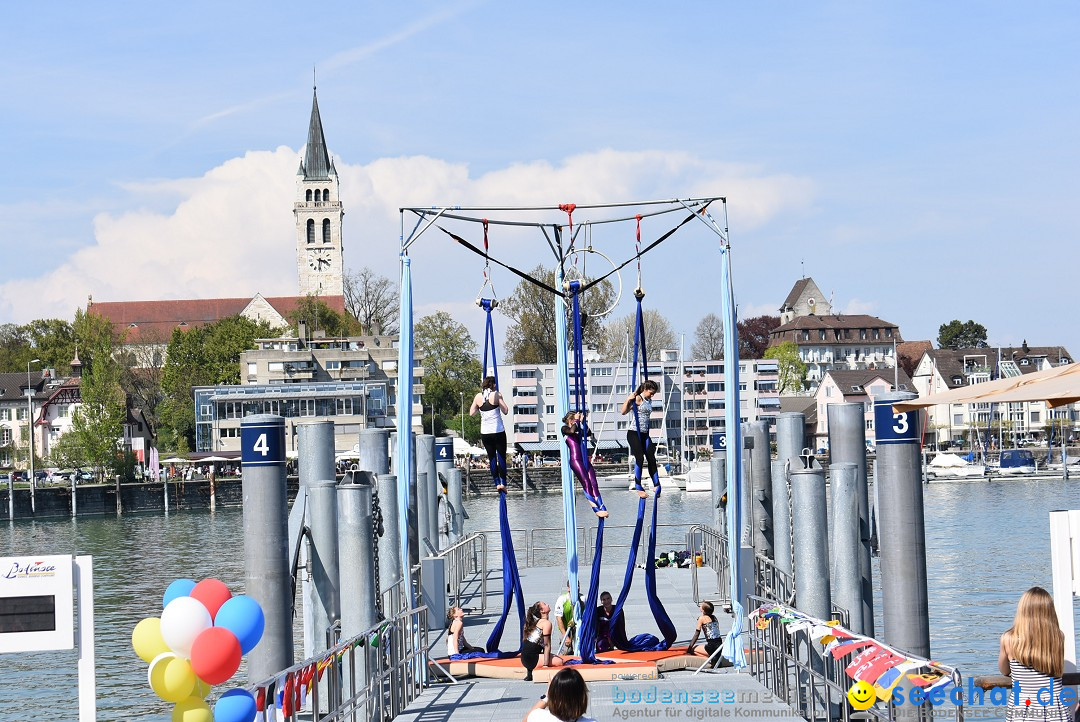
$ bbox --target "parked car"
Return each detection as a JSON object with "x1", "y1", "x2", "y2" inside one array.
[{"x1": 10, "y1": 471, "x2": 26, "y2": 483}]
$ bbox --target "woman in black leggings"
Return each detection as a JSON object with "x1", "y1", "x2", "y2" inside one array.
[
  {"x1": 620, "y1": 379, "x2": 660, "y2": 496},
  {"x1": 521, "y1": 601, "x2": 563, "y2": 681},
  {"x1": 470, "y1": 376, "x2": 509, "y2": 491}
]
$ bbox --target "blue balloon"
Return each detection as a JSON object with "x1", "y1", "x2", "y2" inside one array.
[
  {"x1": 214, "y1": 688, "x2": 256, "y2": 722},
  {"x1": 214, "y1": 595, "x2": 265, "y2": 655},
  {"x1": 162, "y1": 578, "x2": 197, "y2": 609}
]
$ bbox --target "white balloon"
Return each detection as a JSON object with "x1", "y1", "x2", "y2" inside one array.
[{"x1": 160, "y1": 596, "x2": 212, "y2": 657}]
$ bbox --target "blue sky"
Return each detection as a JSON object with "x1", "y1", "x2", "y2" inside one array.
[{"x1": 2, "y1": 2, "x2": 1078, "y2": 355}]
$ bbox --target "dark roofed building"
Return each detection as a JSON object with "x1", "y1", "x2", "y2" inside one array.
[
  {"x1": 769, "y1": 313, "x2": 903, "y2": 389},
  {"x1": 778, "y1": 277, "x2": 831, "y2": 324}
]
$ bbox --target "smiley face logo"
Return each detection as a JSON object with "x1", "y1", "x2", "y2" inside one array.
[{"x1": 847, "y1": 680, "x2": 876, "y2": 710}]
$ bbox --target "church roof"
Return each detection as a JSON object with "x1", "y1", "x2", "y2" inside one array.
[
  {"x1": 302, "y1": 88, "x2": 332, "y2": 181},
  {"x1": 88, "y1": 295, "x2": 346, "y2": 343},
  {"x1": 781, "y1": 278, "x2": 811, "y2": 311}
]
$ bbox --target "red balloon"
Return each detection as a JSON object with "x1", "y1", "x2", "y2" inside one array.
[
  {"x1": 190, "y1": 627, "x2": 242, "y2": 685},
  {"x1": 189, "y1": 578, "x2": 232, "y2": 620}
]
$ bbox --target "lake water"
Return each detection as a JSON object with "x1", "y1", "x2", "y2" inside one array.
[{"x1": 0, "y1": 477, "x2": 1077, "y2": 719}]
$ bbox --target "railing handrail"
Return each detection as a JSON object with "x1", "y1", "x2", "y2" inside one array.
[
  {"x1": 432, "y1": 531, "x2": 486, "y2": 559},
  {"x1": 248, "y1": 603, "x2": 429, "y2": 690}
]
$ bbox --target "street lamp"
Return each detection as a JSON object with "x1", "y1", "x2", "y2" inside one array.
[
  {"x1": 26, "y1": 358, "x2": 41, "y2": 513},
  {"x1": 460, "y1": 392, "x2": 465, "y2": 441}
]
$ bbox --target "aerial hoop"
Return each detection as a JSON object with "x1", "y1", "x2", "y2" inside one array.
[{"x1": 560, "y1": 247, "x2": 622, "y2": 319}]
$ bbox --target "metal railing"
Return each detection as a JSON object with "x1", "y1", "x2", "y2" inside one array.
[
  {"x1": 252, "y1": 602, "x2": 432, "y2": 722},
  {"x1": 432, "y1": 532, "x2": 488, "y2": 613},
  {"x1": 755, "y1": 552, "x2": 794, "y2": 605},
  {"x1": 747, "y1": 594, "x2": 959, "y2": 722},
  {"x1": 689, "y1": 524, "x2": 730, "y2": 605},
  {"x1": 475, "y1": 523, "x2": 708, "y2": 568}
]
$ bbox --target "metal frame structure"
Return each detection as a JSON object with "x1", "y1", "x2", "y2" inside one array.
[{"x1": 394, "y1": 197, "x2": 748, "y2": 665}]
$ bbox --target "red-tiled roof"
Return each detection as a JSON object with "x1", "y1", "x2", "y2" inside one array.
[{"x1": 88, "y1": 295, "x2": 346, "y2": 343}]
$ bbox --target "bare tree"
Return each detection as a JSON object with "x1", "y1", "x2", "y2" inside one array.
[
  {"x1": 600, "y1": 309, "x2": 677, "y2": 361},
  {"x1": 691, "y1": 313, "x2": 724, "y2": 360},
  {"x1": 344, "y1": 267, "x2": 399, "y2": 335}
]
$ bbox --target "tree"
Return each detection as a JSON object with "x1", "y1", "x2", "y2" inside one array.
[
  {"x1": 344, "y1": 267, "x2": 399, "y2": 335},
  {"x1": 601, "y1": 309, "x2": 678, "y2": 361},
  {"x1": 288, "y1": 296, "x2": 360, "y2": 338},
  {"x1": 158, "y1": 315, "x2": 277, "y2": 451},
  {"x1": 737, "y1": 315, "x2": 781, "y2": 359},
  {"x1": 502, "y1": 265, "x2": 615, "y2": 364},
  {"x1": 691, "y1": 313, "x2": 724, "y2": 360},
  {"x1": 938, "y1": 320, "x2": 989, "y2": 350},
  {"x1": 764, "y1": 341, "x2": 808, "y2": 394},
  {"x1": 415, "y1": 311, "x2": 482, "y2": 424},
  {"x1": 69, "y1": 312, "x2": 126, "y2": 481}
]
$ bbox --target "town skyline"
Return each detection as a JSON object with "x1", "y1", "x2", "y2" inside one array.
[{"x1": 2, "y1": 2, "x2": 1077, "y2": 354}]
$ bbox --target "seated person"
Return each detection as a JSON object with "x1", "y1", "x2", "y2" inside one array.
[
  {"x1": 595, "y1": 591, "x2": 627, "y2": 653},
  {"x1": 686, "y1": 601, "x2": 725, "y2": 667},
  {"x1": 446, "y1": 607, "x2": 485, "y2": 656}
]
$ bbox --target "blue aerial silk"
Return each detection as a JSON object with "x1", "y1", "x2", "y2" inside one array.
[
  {"x1": 395, "y1": 255, "x2": 415, "y2": 606},
  {"x1": 574, "y1": 285, "x2": 676, "y2": 663},
  {"x1": 478, "y1": 299, "x2": 526, "y2": 652}
]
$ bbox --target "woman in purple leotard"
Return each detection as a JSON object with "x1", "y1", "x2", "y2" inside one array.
[{"x1": 562, "y1": 411, "x2": 608, "y2": 518}]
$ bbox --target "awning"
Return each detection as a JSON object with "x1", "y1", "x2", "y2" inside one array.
[
  {"x1": 893, "y1": 362, "x2": 1080, "y2": 412},
  {"x1": 515, "y1": 439, "x2": 626, "y2": 452}
]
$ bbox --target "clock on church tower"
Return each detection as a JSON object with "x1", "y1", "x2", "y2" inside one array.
[{"x1": 294, "y1": 87, "x2": 345, "y2": 298}]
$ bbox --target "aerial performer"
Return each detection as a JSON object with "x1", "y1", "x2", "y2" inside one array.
[
  {"x1": 470, "y1": 376, "x2": 509, "y2": 492},
  {"x1": 561, "y1": 411, "x2": 608, "y2": 518},
  {"x1": 620, "y1": 379, "x2": 660, "y2": 498}
]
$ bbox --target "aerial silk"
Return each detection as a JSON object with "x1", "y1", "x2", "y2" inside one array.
[
  {"x1": 479, "y1": 298, "x2": 526, "y2": 653},
  {"x1": 605, "y1": 291, "x2": 677, "y2": 656},
  {"x1": 395, "y1": 255, "x2": 415, "y2": 607},
  {"x1": 567, "y1": 281, "x2": 608, "y2": 664}
]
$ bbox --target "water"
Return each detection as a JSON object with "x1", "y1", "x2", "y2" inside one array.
[{"x1": 0, "y1": 478, "x2": 1076, "y2": 718}]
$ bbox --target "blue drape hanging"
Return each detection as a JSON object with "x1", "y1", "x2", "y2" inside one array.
[
  {"x1": 478, "y1": 298, "x2": 526, "y2": 652},
  {"x1": 395, "y1": 254, "x2": 414, "y2": 607}
]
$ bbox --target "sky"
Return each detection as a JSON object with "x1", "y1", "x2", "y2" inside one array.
[{"x1": 2, "y1": 2, "x2": 1078, "y2": 356}]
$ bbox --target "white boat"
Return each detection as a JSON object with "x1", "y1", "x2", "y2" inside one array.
[
  {"x1": 672, "y1": 462, "x2": 712, "y2": 492},
  {"x1": 926, "y1": 453, "x2": 987, "y2": 480}
]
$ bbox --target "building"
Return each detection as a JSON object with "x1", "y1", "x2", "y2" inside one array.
[
  {"x1": 0, "y1": 371, "x2": 51, "y2": 469},
  {"x1": 193, "y1": 330, "x2": 424, "y2": 454},
  {"x1": 770, "y1": 313, "x2": 903, "y2": 389},
  {"x1": 812, "y1": 368, "x2": 913, "y2": 450},
  {"x1": 910, "y1": 343, "x2": 1078, "y2": 448},
  {"x1": 497, "y1": 351, "x2": 780, "y2": 462},
  {"x1": 87, "y1": 87, "x2": 347, "y2": 349},
  {"x1": 779, "y1": 277, "x2": 832, "y2": 324}
]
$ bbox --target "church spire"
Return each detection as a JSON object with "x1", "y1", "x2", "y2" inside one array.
[{"x1": 303, "y1": 87, "x2": 332, "y2": 180}]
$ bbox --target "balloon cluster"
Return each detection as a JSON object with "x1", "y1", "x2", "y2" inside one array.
[{"x1": 132, "y1": 578, "x2": 265, "y2": 722}]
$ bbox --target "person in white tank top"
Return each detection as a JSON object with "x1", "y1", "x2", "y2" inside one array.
[{"x1": 470, "y1": 376, "x2": 509, "y2": 491}]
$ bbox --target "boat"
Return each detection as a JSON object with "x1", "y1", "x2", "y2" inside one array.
[
  {"x1": 992, "y1": 449, "x2": 1037, "y2": 476},
  {"x1": 672, "y1": 461, "x2": 713, "y2": 492},
  {"x1": 925, "y1": 453, "x2": 986, "y2": 480}
]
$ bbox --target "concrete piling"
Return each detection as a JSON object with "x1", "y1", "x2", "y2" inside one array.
[
  {"x1": 828, "y1": 463, "x2": 861, "y2": 633},
  {"x1": 770, "y1": 459, "x2": 792, "y2": 579},
  {"x1": 358, "y1": 428, "x2": 390, "y2": 475},
  {"x1": 747, "y1": 421, "x2": 772, "y2": 557}
]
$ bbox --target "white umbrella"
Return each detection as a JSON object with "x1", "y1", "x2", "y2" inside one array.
[
  {"x1": 452, "y1": 437, "x2": 486, "y2": 456},
  {"x1": 161, "y1": 457, "x2": 190, "y2": 463},
  {"x1": 201, "y1": 456, "x2": 233, "y2": 462},
  {"x1": 894, "y1": 362, "x2": 1080, "y2": 411}
]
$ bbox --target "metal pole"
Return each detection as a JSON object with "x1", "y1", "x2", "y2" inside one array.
[
  {"x1": 747, "y1": 421, "x2": 772, "y2": 557},
  {"x1": 775, "y1": 412, "x2": 806, "y2": 469},
  {"x1": 359, "y1": 429, "x2": 390, "y2": 475},
  {"x1": 826, "y1": 403, "x2": 874, "y2": 636},
  {"x1": 377, "y1": 473, "x2": 402, "y2": 600},
  {"x1": 408, "y1": 472, "x2": 421, "y2": 571},
  {"x1": 789, "y1": 466, "x2": 831, "y2": 618},
  {"x1": 710, "y1": 456, "x2": 726, "y2": 534},
  {"x1": 240, "y1": 414, "x2": 293, "y2": 680},
  {"x1": 338, "y1": 475, "x2": 376, "y2": 688},
  {"x1": 829, "y1": 462, "x2": 861, "y2": 633},
  {"x1": 770, "y1": 459, "x2": 792, "y2": 579},
  {"x1": 27, "y1": 359, "x2": 39, "y2": 514},
  {"x1": 416, "y1": 436, "x2": 437, "y2": 553},
  {"x1": 298, "y1": 421, "x2": 337, "y2": 487},
  {"x1": 874, "y1": 391, "x2": 930, "y2": 658},
  {"x1": 446, "y1": 468, "x2": 464, "y2": 543},
  {"x1": 307, "y1": 480, "x2": 340, "y2": 657},
  {"x1": 297, "y1": 420, "x2": 336, "y2": 661}
]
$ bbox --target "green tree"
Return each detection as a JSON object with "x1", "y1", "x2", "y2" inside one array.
[
  {"x1": 937, "y1": 320, "x2": 989, "y2": 350},
  {"x1": 415, "y1": 311, "x2": 482, "y2": 428},
  {"x1": 764, "y1": 341, "x2": 808, "y2": 393},
  {"x1": 288, "y1": 296, "x2": 360, "y2": 337},
  {"x1": 0, "y1": 323, "x2": 34, "y2": 373},
  {"x1": 70, "y1": 312, "x2": 126, "y2": 481},
  {"x1": 159, "y1": 315, "x2": 277, "y2": 451},
  {"x1": 601, "y1": 309, "x2": 677, "y2": 360},
  {"x1": 503, "y1": 265, "x2": 615, "y2": 364},
  {"x1": 444, "y1": 408, "x2": 482, "y2": 444},
  {"x1": 24, "y1": 318, "x2": 77, "y2": 374}
]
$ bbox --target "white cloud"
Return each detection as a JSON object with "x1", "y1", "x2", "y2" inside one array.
[
  {"x1": 841, "y1": 298, "x2": 877, "y2": 315},
  {"x1": 0, "y1": 148, "x2": 815, "y2": 326}
]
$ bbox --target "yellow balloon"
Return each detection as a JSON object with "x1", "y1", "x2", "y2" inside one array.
[
  {"x1": 193, "y1": 677, "x2": 212, "y2": 698},
  {"x1": 132, "y1": 617, "x2": 170, "y2": 663},
  {"x1": 149, "y1": 652, "x2": 176, "y2": 700},
  {"x1": 172, "y1": 696, "x2": 213, "y2": 722},
  {"x1": 162, "y1": 657, "x2": 196, "y2": 702}
]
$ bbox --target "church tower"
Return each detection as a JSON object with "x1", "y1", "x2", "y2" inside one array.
[{"x1": 295, "y1": 87, "x2": 345, "y2": 298}]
